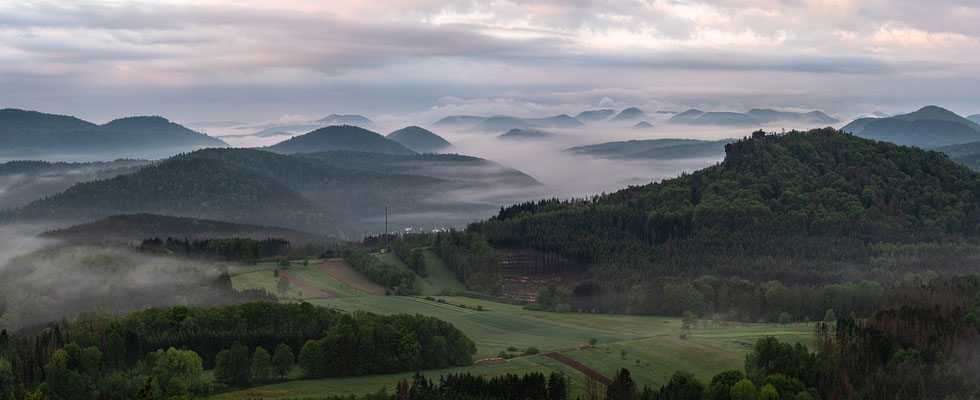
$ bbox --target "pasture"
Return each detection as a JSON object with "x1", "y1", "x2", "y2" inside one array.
[{"x1": 219, "y1": 256, "x2": 816, "y2": 398}]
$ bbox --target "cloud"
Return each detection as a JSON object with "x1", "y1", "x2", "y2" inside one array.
[{"x1": 0, "y1": 0, "x2": 977, "y2": 123}]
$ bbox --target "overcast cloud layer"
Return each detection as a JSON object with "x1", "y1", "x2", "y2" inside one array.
[{"x1": 1, "y1": 0, "x2": 978, "y2": 124}]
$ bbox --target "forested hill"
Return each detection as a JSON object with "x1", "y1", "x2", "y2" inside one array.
[
  {"x1": 470, "y1": 128, "x2": 980, "y2": 283},
  {"x1": 7, "y1": 157, "x2": 339, "y2": 236},
  {"x1": 0, "y1": 109, "x2": 226, "y2": 157},
  {"x1": 264, "y1": 125, "x2": 416, "y2": 155}
]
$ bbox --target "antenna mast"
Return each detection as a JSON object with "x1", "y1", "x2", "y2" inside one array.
[{"x1": 384, "y1": 204, "x2": 389, "y2": 252}]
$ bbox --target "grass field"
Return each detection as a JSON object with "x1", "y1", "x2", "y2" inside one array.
[
  {"x1": 373, "y1": 251, "x2": 468, "y2": 296},
  {"x1": 230, "y1": 260, "x2": 374, "y2": 299},
  {"x1": 218, "y1": 256, "x2": 816, "y2": 399},
  {"x1": 419, "y1": 250, "x2": 467, "y2": 293}
]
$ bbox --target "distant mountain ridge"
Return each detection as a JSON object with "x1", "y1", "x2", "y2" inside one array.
[
  {"x1": 317, "y1": 114, "x2": 372, "y2": 125},
  {"x1": 6, "y1": 157, "x2": 336, "y2": 234},
  {"x1": 265, "y1": 125, "x2": 416, "y2": 155},
  {"x1": 387, "y1": 126, "x2": 451, "y2": 153},
  {"x1": 0, "y1": 109, "x2": 226, "y2": 159},
  {"x1": 498, "y1": 128, "x2": 552, "y2": 139},
  {"x1": 668, "y1": 108, "x2": 837, "y2": 127},
  {"x1": 611, "y1": 107, "x2": 645, "y2": 121},
  {"x1": 566, "y1": 138, "x2": 729, "y2": 159},
  {"x1": 842, "y1": 105, "x2": 980, "y2": 148},
  {"x1": 575, "y1": 109, "x2": 615, "y2": 121}
]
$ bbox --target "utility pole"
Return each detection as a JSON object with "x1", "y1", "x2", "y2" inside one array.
[{"x1": 384, "y1": 203, "x2": 389, "y2": 252}]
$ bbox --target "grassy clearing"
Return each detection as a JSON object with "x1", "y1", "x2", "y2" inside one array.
[
  {"x1": 219, "y1": 257, "x2": 817, "y2": 399},
  {"x1": 308, "y1": 295, "x2": 640, "y2": 359},
  {"x1": 230, "y1": 268, "x2": 312, "y2": 301},
  {"x1": 564, "y1": 337, "x2": 742, "y2": 390},
  {"x1": 420, "y1": 250, "x2": 467, "y2": 293},
  {"x1": 229, "y1": 260, "x2": 370, "y2": 299},
  {"x1": 687, "y1": 323, "x2": 815, "y2": 356},
  {"x1": 213, "y1": 297, "x2": 816, "y2": 399}
]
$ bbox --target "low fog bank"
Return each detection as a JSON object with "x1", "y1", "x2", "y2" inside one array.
[
  {"x1": 209, "y1": 112, "x2": 835, "y2": 201},
  {"x1": 0, "y1": 225, "x2": 259, "y2": 332}
]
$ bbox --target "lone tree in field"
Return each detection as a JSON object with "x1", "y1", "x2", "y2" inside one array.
[
  {"x1": 272, "y1": 343, "x2": 294, "y2": 380},
  {"x1": 778, "y1": 312, "x2": 792, "y2": 325},
  {"x1": 277, "y1": 278, "x2": 290, "y2": 297}
]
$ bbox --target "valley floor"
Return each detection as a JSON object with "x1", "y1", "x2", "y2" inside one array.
[{"x1": 219, "y1": 257, "x2": 814, "y2": 398}]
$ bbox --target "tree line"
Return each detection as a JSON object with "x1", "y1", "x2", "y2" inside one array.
[
  {"x1": 0, "y1": 301, "x2": 477, "y2": 399},
  {"x1": 344, "y1": 246, "x2": 421, "y2": 294},
  {"x1": 139, "y1": 237, "x2": 292, "y2": 264}
]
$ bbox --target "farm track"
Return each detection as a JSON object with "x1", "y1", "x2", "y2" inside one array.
[
  {"x1": 314, "y1": 261, "x2": 385, "y2": 295},
  {"x1": 541, "y1": 352, "x2": 612, "y2": 386},
  {"x1": 279, "y1": 270, "x2": 336, "y2": 298}
]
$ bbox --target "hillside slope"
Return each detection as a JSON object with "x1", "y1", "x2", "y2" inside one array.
[
  {"x1": 266, "y1": 125, "x2": 415, "y2": 155},
  {"x1": 841, "y1": 106, "x2": 980, "y2": 148},
  {"x1": 471, "y1": 128, "x2": 980, "y2": 283},
  {"x1": 8, "y1": 157, "x2": 338, "y2": 235},
  {"x1": 0, "y1": 109, "x2": 226, "y2": 158},
  {"x1": 387, "y1": 126, "x2": 452, "y2": 153}
]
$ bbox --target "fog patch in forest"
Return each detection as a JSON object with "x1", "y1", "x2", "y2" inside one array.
[{"x1": 0, "y1": 226, "x2": 251, "y2": 332}]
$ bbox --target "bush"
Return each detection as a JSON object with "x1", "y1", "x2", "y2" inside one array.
[
  {"x1": 507, "y1": 346, "x2": 519, "y2": 352},
  {"x1": 524, "y1": 347, "x2": 540, "y2": 355}
]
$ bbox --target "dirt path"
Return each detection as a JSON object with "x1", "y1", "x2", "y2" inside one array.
[
  {"x1": 279, "y1": 270, "x2": 335, "y2": 298},
  {"x1": 541, "y1": 352, "x2": 613, "y2": 386},
  {"x1": 313, "y1": 260, "x2": 386, "y2": 295}
]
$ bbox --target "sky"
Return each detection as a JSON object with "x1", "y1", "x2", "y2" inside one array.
[{"x1": 1, "y1": 0, "x2": 979, "y2": 125}]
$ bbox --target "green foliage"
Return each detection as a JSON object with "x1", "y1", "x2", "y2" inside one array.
[
  {"x1": 146, "y1": 347, "x2": 205, "y2": 398},
  {"x1": 296, "y1": 313, "x2": 475, "y2": 379},
  {"x1": 606, "y1": 368, "x2": 639, "y2": 400},
  {"x1": 531, "y1": 285, "x2": 570, "y2": 313},
  {"x1": 471, "y1": 128, "x2": 980, "y2": 290},
  {"x1": 215, "y1": 342, "x2": 254, "y2": 387},
  {"x1": 42, "y1": 349, "x2": 86, "y2": 400},
  {"x1": 777, "y1": 312, "x2": 792, "y2": 325},
  {"x1": 824, "y1": 309, "x2": 837, "y2": 323},
  {"x1": 343, "y1": 246, "x2": 420, "y2": 294},
  {"x1": 729, "y1": 379, "x2": 757, "y2": 400},
  {"x1": 251, "y1": 347, "x2": 272, "y2": 383},
  {"x1": 139, "y1": 236, "x2": 291, "y2": 264},
  {"x1": 758, "y1": 384, "x2": 778, "y2": 400},
  {"x1": 272, "y1": 344, "x2": 294, "y2": 380},
  {"x1": 707, "y1": 370, "x2": 745, "y2": 400},
  {"x1": 651, "y1": 370, "x2": 705, "y2": 400}
]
